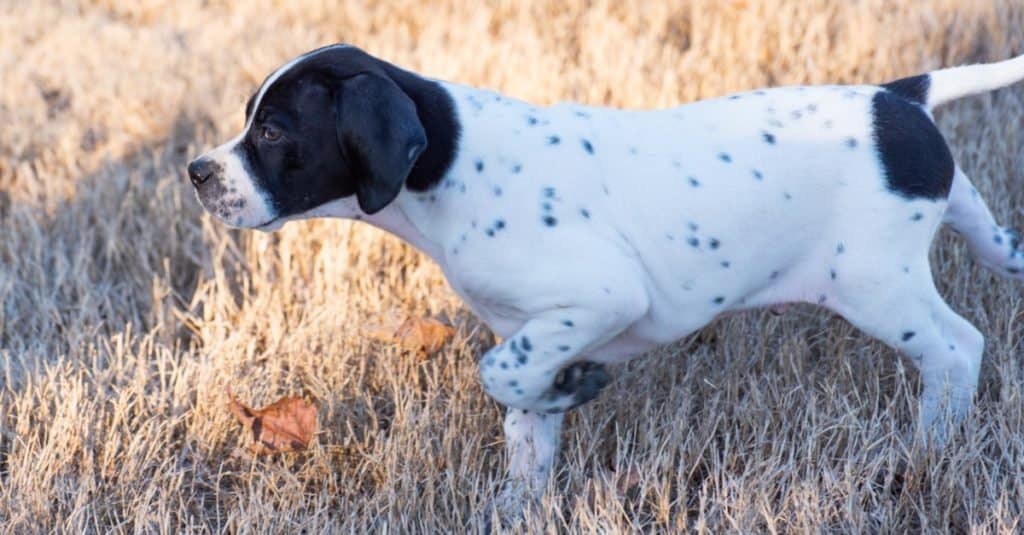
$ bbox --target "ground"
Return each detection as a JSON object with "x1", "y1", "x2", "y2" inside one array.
[{"x1": 1, "y1": 1, "x2": 1023, "y2": 532}]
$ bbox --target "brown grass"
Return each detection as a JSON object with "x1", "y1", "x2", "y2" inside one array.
[{"x1": 2, "y1": 1, "x2": 1024, "y2": 532}]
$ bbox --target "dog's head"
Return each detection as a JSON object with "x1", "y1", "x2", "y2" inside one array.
[{"x1": 187, "y1": 45, "x2": 457, "y2": 230}]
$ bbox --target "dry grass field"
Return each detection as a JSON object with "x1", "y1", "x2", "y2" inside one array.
[{"x1": 2, "y1": 0, "x2": 1024, "y2": 532}]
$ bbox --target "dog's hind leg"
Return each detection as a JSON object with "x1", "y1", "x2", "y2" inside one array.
[
  {"x1": 944, "y1": 167, "x2": 1024, "y2": 278},
  {"x1": 830, "y1": 264, "x2": 984, "y2": 447}
]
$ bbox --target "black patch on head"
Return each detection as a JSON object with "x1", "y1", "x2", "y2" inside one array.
[
  {"x1": 236, "y1": 45, "x2": 460, "y2": 218},
  {"x1": 882, "y1": 74, "x2": 931, "y2": 106},
  {"x1": 581, "y1": 139, "x2": 594, "y2": 154},
  {"x1": 871, "y1": 90, "x2": 954, "y2": 200}
]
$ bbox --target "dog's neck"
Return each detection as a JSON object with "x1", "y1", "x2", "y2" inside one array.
[{"x1": 294, "y1": 81, "x2": 544, "y2": 269}]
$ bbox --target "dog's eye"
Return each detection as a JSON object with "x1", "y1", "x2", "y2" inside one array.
[{"x1": 260, "y1": 125, "x2": 282, "y2": 142}]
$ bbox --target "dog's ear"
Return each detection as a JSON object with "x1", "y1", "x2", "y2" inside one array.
[{"x1": 336, "y1": 73, "x2": 427, "y2": 214}]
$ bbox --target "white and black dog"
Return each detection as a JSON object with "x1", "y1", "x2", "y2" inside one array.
[{"x1": 189, "y1": 44, "x2": 1024, "y2": 509}]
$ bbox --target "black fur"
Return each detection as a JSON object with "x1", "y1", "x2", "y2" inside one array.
[
  {"x1": 882, "y1": 74, "x2": 931, "y2": 106},
  {"x1": 871, "y1": 90, "x2": 954, "y2": 200},
  {"x1": 236, "y1": 45, "x2": 459, "y2": 217}
]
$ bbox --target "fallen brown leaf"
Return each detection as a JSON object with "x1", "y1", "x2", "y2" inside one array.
[
  {"x1": 365, "y1": 313, "x2": 455, "y2": 358},
  {"x1": 227, "y1": 387, "x2": 318, "y2": 455}
]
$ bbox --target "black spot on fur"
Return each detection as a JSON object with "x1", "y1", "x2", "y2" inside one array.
[
  {"x1": 543, "y1": 187, "x2": 556, "y2": 198},
  {"x1": 558, "y1": 345, "x2": 570, "y2": 352},
  {"x1": 830, "y1": 269, "x2": 837, "y2": 280},
  {"x1": 709, "y1": 238, "x2": 720, "y2": 249},
  {"x1": 902, "y1": 331, "x2": 916, "y2": 342},
  {"x1": 882, "y1": 74, "x2": 931, "y2": 106},
  {"x1": 512, "y1": 164, "x2": 522, "y2": 173},
  {"x1": 752, "y1": 170, "x2": 763, "y2": 180},
  {"x1": 475, "y1": 159, "x2": 484, "y2": 172},
  {"x1": 718, "y1": 153, "x2": 732, "y2": 163},
  {"x1": 762, "y1": 132, "x2": 776, "y2": 144},
  {"x1": 543, "y1": 215, "x2": 558, "y2": 227},
  {"x1": 871, "y1": 91, "x2": 954, "y2": 199},
  {"x1": 581, "y1": 139, "x2": 594, "y2": 154},
  {"x1": 495, "y1": 219, "x2": 506, "y2": 230},
  {"x1": 837, "y1": 243, "x2": 845, "y2": 254},
  {"x1": 845, "y1": 138, "x2": 858, "y2": 148},
  {"x1": 713, "y1": 296, "x2": 725, "y2": 304},
  {"x1": 521, "y1": 336, "x2": 532, "y2": 351},
  {"x1": 527, "y1": 116, "x2": 538, "y2": 125},
  {"x1": 688, "y1": 237, "x2": 699, "y2": 247},
  {"x1": 721, "y1": 261, "x2": 730, "y2": 268},
  {"x1": 911, "y1": 212, "x2": 923, "y2": 221},
  {"x1": 493, "y1": 186, "x2": 503, "y2": 196},
  {"x1": 562, "y1": 320, "x2": 574, "y2": 327},
  {"x1": 580, "y1": 208, "x2": 591, "y2": 218},
  {"x1": 688, "y1": 177, "x2": 700, "y2": 187},
  {"x1": 548, "y1": 135, "x2": 561, "y2": 145}
]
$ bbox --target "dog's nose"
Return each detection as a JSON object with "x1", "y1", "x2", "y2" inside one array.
[{"x1": 187, "y1": 158, "x2": 216, "y2": 186}]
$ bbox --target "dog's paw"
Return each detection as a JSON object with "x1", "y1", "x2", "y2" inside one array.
[
  {"x1": 544, "y1": 361, "x2": 610, "y2": 412},
  {"x1": 485, "y1": 479, "x2": 542, "y2": 533}
]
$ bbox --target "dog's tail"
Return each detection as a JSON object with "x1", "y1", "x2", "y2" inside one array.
[{"x1": 883, "y1": 53, "x2": 1024, "y2": 111}]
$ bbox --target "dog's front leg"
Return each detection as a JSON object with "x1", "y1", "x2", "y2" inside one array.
[{"x1": 491, "y1": 408, "x2": 564, "y2": 522}]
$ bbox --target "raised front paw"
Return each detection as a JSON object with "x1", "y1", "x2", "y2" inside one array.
[{"x1": 545, "y1": 361, "x2": 610, "y2": 412}]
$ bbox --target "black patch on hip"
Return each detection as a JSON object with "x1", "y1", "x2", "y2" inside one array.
[
  {"x1": 871, "y1": 90, "x2": 953, "y2": 200},
  {"x1": 881, "y1": 74, "x2": 931, "y2": 106}
]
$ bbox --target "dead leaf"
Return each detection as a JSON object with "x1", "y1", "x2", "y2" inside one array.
[
  {"x1": 365, "y1": 313, "x2": 455, "y2": 358},
  {"x1": 227, "y1": 387, "x2": 318, "y2": 455}
]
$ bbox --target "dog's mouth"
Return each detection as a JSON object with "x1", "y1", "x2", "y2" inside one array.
[{"x1": 254, "y1": 216, "x2": 285, "y2": 232}]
